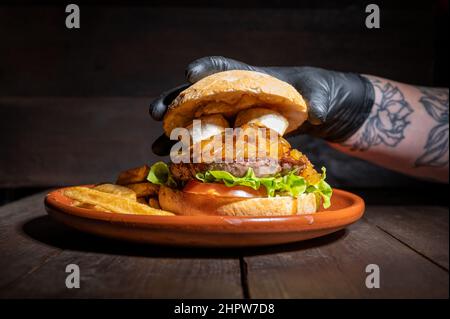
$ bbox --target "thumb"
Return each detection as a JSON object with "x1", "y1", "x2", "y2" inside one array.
[
  {"x1": 149, "y1": 83, "x2": 190, "y2": 121},
  {"x1": 185, "y1": 56, "x2": 260, "y2": 83},
  {"x1": 306, "y1": 90, "x2": 329, "y2": 125},
  {"x1": 288, "y1": 90, "x2": 329, "y2": 137}
]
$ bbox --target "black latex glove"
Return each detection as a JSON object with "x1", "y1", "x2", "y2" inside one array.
[{"x1": 150, "y1": 56, "x2": 375, "y2": 156}]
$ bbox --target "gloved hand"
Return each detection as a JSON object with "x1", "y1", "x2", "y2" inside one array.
[{"x1": 150, "y1": 56, "x2": 375, "y2": 156}]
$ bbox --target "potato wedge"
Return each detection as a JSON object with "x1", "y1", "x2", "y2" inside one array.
[
  {"x1": 94, "y1": 183, "x2": 137, "y2": 201},
  {"x1": 116, "y1": 165, "x2": 150, "y2": 185},
  {"x1": 149, "y1": 197, "x2": 161, "y2": 209},
  {"x1": 73, "y1": 201, "x2": 110, "y2": 212},
  {"x1": 125, "y1": 182, "x2": 159, "y2": 197},
  {"x1": 64, "y1": 187, "x2": 174, "y2": 216}
]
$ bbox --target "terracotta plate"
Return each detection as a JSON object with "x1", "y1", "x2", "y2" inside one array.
[{"x1": 44, "y1": 187, "x2": 364, "y2": 247}]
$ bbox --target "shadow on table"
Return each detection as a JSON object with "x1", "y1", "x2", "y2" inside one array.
[{"x1": 21, "y1": 215, "x2": 347, "y2": 259}]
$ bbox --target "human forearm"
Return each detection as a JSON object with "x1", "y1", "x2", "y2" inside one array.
[{"x1": 332, "y1": 76, "x2": 449, "y2": 182}]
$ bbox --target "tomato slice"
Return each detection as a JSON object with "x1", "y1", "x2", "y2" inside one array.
[{"x1": 183, "y1": 180, "x2": 267, "y2": 198}]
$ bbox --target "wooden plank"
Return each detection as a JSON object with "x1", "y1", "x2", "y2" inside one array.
[
  {"x1": 2, "y1": 193, "x2": 448, "y2": 298},
  {"x1": 365, "y1": 206, "x2": 449, "y2": 270},
  {"x1": 0, "y1": 97, "x2": 164, "y2": 187},
  {"x1": 0, "y1": 249, "x2": 243, "y2": 298},
  {"x1": 0, "y1": 191, "x2": 63, "y2": 289},
  {"x1": 0, "y1": 6, "x2": 434, "y2": 97},
  {"x1": 0, "y1": 193, "x2": 243, "y2": 298},
  {"x1": 243, "y1": 220, "x2": 448, "y2": 298}
]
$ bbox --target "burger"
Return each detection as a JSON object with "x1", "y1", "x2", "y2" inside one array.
[{"x1": 148, "y1": 70, "x2": 332, "y2": 216}]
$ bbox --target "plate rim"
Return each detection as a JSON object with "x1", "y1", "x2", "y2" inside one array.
[{"x1": 44, "y1": 186, "x2": 365, "y2": 233}]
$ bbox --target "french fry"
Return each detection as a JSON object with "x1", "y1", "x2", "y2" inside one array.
[
  {"x1": 94, "y1": 183, "x2": 137, "y2": 201},
  {"x1": 73, "y1": 201, "x2": 110, "y2": 212},
  {"x1": 125, "y1": 182, "x2": 159, "y2": 197},
  {"x1": 116, "y1": 165, "x2": 150, "y2": 185},
  {"x1": 149, "y1": 197, "x2": 161, "y2": 209},
  {"x1": 64, "y1": 187, "x2": 174, "y2": 216}
]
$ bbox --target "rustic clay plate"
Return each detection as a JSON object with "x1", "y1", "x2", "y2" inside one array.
[{"x1": 44, "y1": 187, "x2": 364, "y2": 247}]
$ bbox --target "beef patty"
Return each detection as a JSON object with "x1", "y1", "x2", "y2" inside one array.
[{"x1": 170, "y1": 156, "x2": 307, "y2": 182}]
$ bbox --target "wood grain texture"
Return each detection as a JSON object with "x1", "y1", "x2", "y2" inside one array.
[
  {"x1": 0, "y1": 5, "x2": 435, "y2": 97},
  {"x1": 1, "y1": 248, "x2": 242, "y2": 298},
  {"x1": 243, "y1": 218, "x2": 448, "y2": 298},
  {"x1": 365, "y1": 206, "x2": 449, "y2": 270},
  {"x1": 0, "y1": 192, "x2": 243, "y2": 298},
  {"x1": 0, "y1": 97, "x2": 163, "y2": 187},
  {"x1": 1, "y1": 192, "x2": 448, "y2": 298},
  {"x1": 0, "y1": 192, "x2": 62, "y2": 289}
]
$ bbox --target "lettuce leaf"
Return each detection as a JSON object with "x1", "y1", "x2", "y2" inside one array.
[
  {"x1": 196, "y1": 168, "x2": 261, "y2": 190},
  {"x1": 148, "y1": 161, "x2": 333, "y2": 209},
  {"x1": 306, "y1": 168, "x2": 332, "y2": 209},
  {"x1": 197, "y1": 167, "x2": 332, "y2": 208},
  {"x1": 147, "y1": 161, "x2": 177, "y2": 187}
]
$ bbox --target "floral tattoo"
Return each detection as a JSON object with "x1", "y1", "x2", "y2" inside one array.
[
  {"x1": 415, "y1": 87, "x2": 449, "y2": 168},
  {"x1": 348, "y1": 79, "x2": 413, "y2": 151}
]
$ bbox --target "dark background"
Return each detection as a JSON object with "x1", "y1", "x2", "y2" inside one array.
[{"x1": 0, "y1": 1, "x2": 448, "y2": 205}]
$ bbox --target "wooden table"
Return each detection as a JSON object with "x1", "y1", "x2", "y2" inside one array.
[{"x1": 0, "y1": 191, "x2": 448, "y2": 299}]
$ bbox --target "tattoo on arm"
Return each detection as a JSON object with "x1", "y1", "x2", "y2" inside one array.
[
  {"x1": 414, "y1": 87, "x2": 449, "y2": 168},
  {"x1": 348, "y1": 79, "x2": 413, "y2": 151}
]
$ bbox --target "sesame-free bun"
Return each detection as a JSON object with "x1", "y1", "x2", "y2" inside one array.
[
  {"x1": 158, "y1": 186, "x2": 317, "y2": 216},
  {"x1": 163, "y1": 70, "x2": 308, "y2": 136}
]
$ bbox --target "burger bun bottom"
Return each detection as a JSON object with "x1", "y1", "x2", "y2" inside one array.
[{"x1": 159, "y1": 186, "x2": 318, "y2": 216}]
